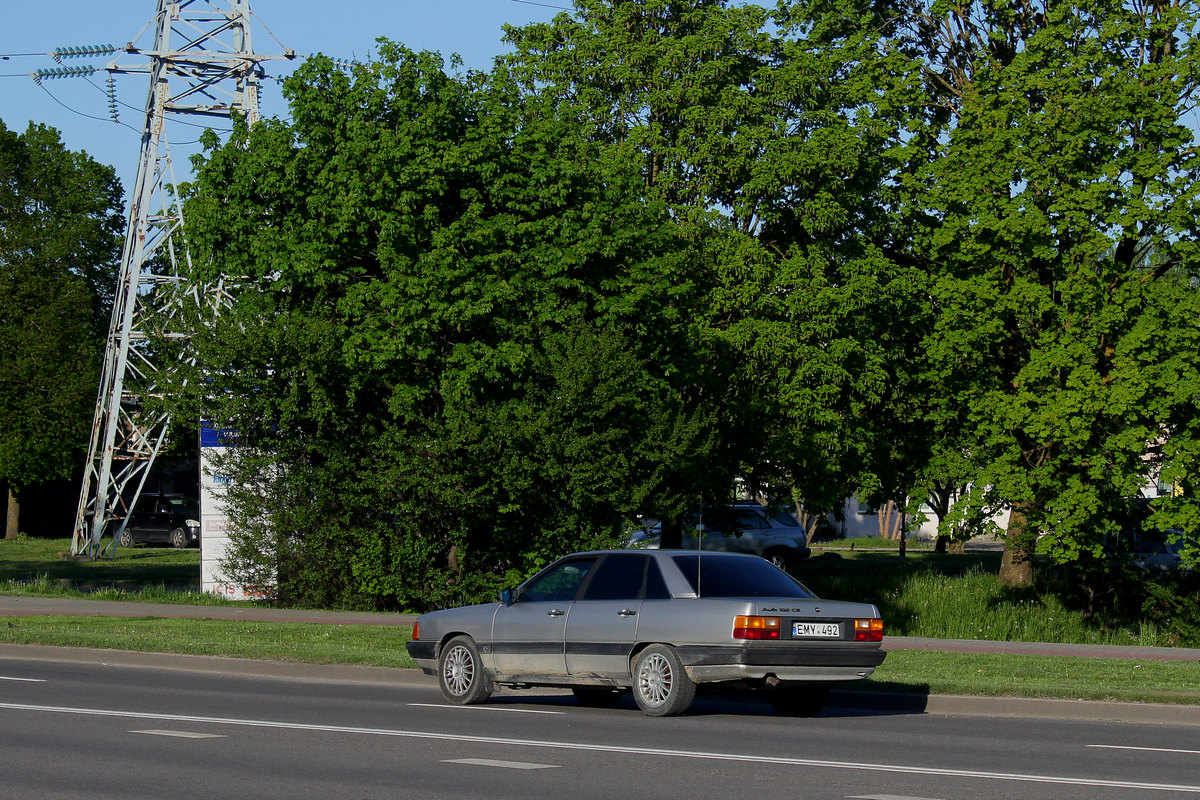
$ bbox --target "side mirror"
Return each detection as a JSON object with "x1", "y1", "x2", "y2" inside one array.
[{"x1": 500, "y1": 588, "x2": 515, "y2": 604}]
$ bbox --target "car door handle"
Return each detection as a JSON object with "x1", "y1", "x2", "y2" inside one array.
[
  {"x1": 547, "y1": 609, "x2": 565, "y2": 617},
  {"x1": 618, "y1": 609, "x2": 637, "y2": 617}
]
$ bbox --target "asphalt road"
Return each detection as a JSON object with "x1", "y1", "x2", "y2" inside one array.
[{"x1": 2, "y1": 656, "x2": 1199, "y2": 800}]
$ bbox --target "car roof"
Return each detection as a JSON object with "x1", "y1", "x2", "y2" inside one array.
[{"x1": 556, "y1": 549, "x2": 761, "y2": 560}]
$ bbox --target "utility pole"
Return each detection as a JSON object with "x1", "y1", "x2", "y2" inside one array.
[{"x1": 71, "y1": 0, "x2": 292, "y2": 558}]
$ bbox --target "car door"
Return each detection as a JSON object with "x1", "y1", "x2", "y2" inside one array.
[
  {"x1": 565, "y1": 553, "x2": 660, "y2": 680},
  {"x1": 127, "y1": 496, "x2": 165, "y2": 543},
  {"x1": 490, "y1": 556, "x2": 597, "y2": 679}
]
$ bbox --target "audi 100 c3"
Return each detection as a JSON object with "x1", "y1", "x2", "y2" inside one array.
[{"x1": 406, "y1": 550, "x2": 885, "y2": 716}]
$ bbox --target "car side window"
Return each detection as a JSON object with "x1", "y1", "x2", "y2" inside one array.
[
  {"x1": 733, "y1": 510, "x2": 771, "y2": 530},
  {"x1": 521, "y1": 558, "x2": 597, "y2": 603},
  {"x1": 644, "y1": 559, "x2": 670, "y2": 600},
  {"x1": 582, "y1": 553, "x2": 647, "y2": 601}
]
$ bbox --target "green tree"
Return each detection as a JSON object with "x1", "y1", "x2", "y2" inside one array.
[
  {"x1": 506, "y1": 0, "x2": 935, "y2": 533},
  {"x1": 175, "y1": 45, "x2": 717, "y2": 610},
  {"x1": 0, "y1": 121, "x2": 122, "y2": 538},
  {"x1": 872, "y1": 0, "x2": 1200, "y2": 583}
]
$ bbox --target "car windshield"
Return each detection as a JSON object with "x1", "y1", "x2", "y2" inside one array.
[{"x1": 671, "y1": 554, "x2": 816, "y2": 598}]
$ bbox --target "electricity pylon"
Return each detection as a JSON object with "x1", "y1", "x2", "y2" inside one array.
[{"x1": 71, "y1": 0, "x2": 293, "y2": 558}]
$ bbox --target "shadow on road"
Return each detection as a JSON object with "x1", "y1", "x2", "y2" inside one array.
[{"x1": 483, "y1": 685, "x2": 932, "y2": 719}]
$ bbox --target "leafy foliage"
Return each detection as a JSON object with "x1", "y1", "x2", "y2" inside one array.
[
  {"x1": 172, "y1": 0, "x2": 1200, "y2": 608},
  {"x1": 179, "y1": 45, "x2": 720, "y2": 610},
  {"x1": 802, "y1": 0, "x2": 1200, "y2": 582},
  {"x1": 0, "y1": 121, "x2": 121, "y2": 508}
]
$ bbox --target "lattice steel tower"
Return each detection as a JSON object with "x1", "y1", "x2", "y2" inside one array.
[{"x1": 72, "y1": 0, "x2": 292, "y2": 558}]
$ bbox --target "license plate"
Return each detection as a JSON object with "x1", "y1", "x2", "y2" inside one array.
[{"x1": 793, "y1": 622, "x2": 840, "y2": 638}]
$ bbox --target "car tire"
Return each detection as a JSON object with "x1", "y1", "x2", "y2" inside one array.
[
  {"x1": 118, "y1": 529, "x2": 135, "y2": 548},
  {"x1": 170, "y1": 528, "x2": 188, "y2": 548},
  {"x1": 571, "y1": 687, "x2": 624, "y2": 708},
  {"x1": 767, "y1": 685, "x2": 829, "y2": 717},
  {"x1": 764, "y1": 548, "x2": 793, "y2": 571},
  {"x1": 631, "y1": 644, "x2": 696, "y2": 717},
  {"x1": 437, "y1": 635, "x2": 492, "y2": 705}
]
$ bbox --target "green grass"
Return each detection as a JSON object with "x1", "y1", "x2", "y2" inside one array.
[
  {"x1": 861, "y1": 650, "x2": 1200, "y2": 705},
  {"x1": 0, "y1": 534, "x2": 229, "y2": 605},
  {"x1": 793, "y1": 549, "x2": 1196, "y2": 647},
  {"x1": 0, "y1": 614, "x2": 416, "y2": 668}
]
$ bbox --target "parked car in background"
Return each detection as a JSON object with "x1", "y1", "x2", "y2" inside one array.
[
  {"x1": 1107, "y1": 529, "x2": 1196, "y2": 573},
  {"x1": 406, "y1": 549, "x2": 884, "y2": 716},
  {"x1": 627, "y1": 502, "x2": 812, "y2": 569},
  {"x1": 119, "y1": 493, "x2": 201, "y2": 548}
]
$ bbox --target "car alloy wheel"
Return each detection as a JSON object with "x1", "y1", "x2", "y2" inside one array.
[
  {"x1": 437, "y1": 635, "x2": 492, "y2": 705},
  {"x1": 632, "y1": 644, "x2": 696, "y2": 716}
]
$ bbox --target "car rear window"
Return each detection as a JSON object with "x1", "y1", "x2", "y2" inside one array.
[{"x1": 671, "y1": 554, "x2": 816, "y2": 598}]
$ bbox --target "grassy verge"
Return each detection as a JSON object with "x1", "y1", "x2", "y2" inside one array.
[
  {"x1": 1, "y1": 613, "x2": 1197, "y2": 705},
  {"x1": 862, "y1": 650, "x2": 1200, "y2": 705},
  {"x1": 0, "y1": 614, "x2": 415, "y2": 668},
  {"x1": 1, "y1": 535, "x2": 214, "y2": 603},
  {"x1": 793, "y1": 549, "x2": 1198, "y2": 647}
]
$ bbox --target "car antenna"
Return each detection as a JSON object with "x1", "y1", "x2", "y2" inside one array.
[{"x1": 696, "y1": 494, "x2": 703, "y2": 597}]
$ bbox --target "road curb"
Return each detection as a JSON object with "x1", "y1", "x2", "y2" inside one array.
[
  {"x1": 3, "y1": 643, "x2": 1198, "y2": 725},
  {"x1": 0, "y1": 643, "x2": 427, "y2": 686}
]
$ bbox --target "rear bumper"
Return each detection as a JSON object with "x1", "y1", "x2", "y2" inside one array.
[{"x1": 674, "y1": 644, "x2": 885, "y2": 684}]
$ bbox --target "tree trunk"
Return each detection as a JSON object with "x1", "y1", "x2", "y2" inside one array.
[
  {"x1": 999, "y1": 503, "x2": 1036, "y2": 586},
  {"x1": 5, "y1": 486, "x2": 19, "y2": 539},
  {"x1": 659, "y1": 515, "x2": 684, "y2": 549}
]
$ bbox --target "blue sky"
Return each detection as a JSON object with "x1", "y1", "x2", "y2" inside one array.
[{"x1": 0, "y1": 0, "x2": 566, "y2": 198}]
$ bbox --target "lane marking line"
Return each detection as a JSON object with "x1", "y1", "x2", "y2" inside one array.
[
  {"x1": 0, "y1": 676, "x2": 46, "y2": 682},
  {"x1": 2, "y1": 702, "x2": 1198, "y2": 794},
  {"x1": 1089, "y1": 744, "x2": 1200, "y2": 756},
  {"x1": 445, "y1": 758, "x2": 558, "y2": 770},
  {"x1": 848, "y1": 795, "x2": 946, "y2": 800},
  {"x1": 407, "y1": 703, "x2": 565, "y2": 715},
  {"x1": 131, "y1": 729, "x2": 226, "y2": 739}
]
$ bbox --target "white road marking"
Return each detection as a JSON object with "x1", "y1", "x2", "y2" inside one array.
[
  {"x1": 1089, "y1": 744, "x2": 1200, "y2": 756},
  {"x1": 131, "y1": 730, "x2": 226, "y2": 739},
  {"x1": 0, "y1": 676, "x2": 46, "y2": 682},
  {"x1": 2, "y1": 702, "x2": 1198, "y2": 794},
  {"x1": 408, "y1": 703, "x2": 565, "y2": 715},
  {"x1": 445, "y1": 758, "x2": 558, "y2": 770},
  {"x1": 848, "y1": 795, "x2": 947, "y2": 800}
]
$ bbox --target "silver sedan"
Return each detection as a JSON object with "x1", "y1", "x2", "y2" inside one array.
[{"x1": 405, "y1": 549, "x2": 886, "y2": 716}]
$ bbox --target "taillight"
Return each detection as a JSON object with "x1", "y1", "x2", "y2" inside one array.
[
  {"x1": 411, "y1": 621, "x2": 420, "y2": 640},
  {"x1": 853, "y1": 618, "x2": 883, "y2": 642},
  {"x1": 734, "y1": 615, "x2": 780, "y2": 640}
]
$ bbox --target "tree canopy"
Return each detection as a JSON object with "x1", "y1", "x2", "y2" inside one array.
[
  {"x1": 178, "y1": 44, "x2": 730, "y2": 608},
  {"x1": 173, "y1": 0, "x2": 1200, "y2": 607},
  {"x1": 0, "y1": 120, "x2": 122, "y2": 537},
  {"x1": 877, "y1": 0, "x2": 1200, "y2": 582}
]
